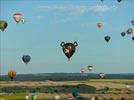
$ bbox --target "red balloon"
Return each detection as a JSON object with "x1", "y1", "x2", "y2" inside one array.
[{"x1": 97, "y1": 22, "x2": 103, "y2": 28}]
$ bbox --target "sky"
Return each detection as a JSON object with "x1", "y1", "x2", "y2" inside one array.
[{"x1": 0, "y1": 0, "x2": 134, "y2": 75}]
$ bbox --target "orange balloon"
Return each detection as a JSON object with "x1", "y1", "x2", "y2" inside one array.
[{"x1": 8, "y1": 70, "x2": 16, "y2": 80}]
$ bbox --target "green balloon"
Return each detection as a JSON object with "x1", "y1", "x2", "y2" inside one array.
[{"x1": 0, "y1": 20, "x2": 8, "y2": 31}]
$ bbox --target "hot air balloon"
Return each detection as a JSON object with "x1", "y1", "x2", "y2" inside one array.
[
  {"x1": 117, "y1": 0, "x2": 122, "y2": 3},
  {"x1": 8, "y1": 70, "x2": 16, "y2": 80},
  {"x1": 104, "y1": 36, "x2": 111, "y2": 42},
  {"x1": 72, "y1": 89, "x2": 79, "y2": 98},
  {"x1": 97, "y1": 22, "x2": 103, "y2": 28},
  {"x1": 132, "y1": 36, "x2": 134, "y2": 41},
  {"x1": 121, "y1": 32, "x2": 126, "y2": 37},
  {"x1": 0, "y1": 20, "x2": 8, "y2": 31},
  {"x1": 13, "y1": 13, "x2": 24, "y2": 23},
  {"x1": 101, "y1": 0, "x2": 104, "y2": 2},
  {"x1": 131, "y1": 20, "x2": 134, "y2": 26},
  {"x1": 80, "y1": 68, "x2": 85, "y2": 74},
  {"x1": 22, "y1": 55, "x2": 31, "y2": 64},
  {"x1": 99, "y1": 73, "x2": 105, "y2": 79},
  {"x1": 53, "y1": 94, "x2": 60, "y2": 100},
  {"x1": 87, "y1": 66, "x2": 93, "y2": 71},
  {"x1": 60, "y1": 41, "x2": 78, "y2": 60},
  {"x1": 126, "y1": 28, "x2": 133, "y2": 35}
]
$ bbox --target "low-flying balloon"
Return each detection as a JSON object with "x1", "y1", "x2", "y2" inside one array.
[
  {"x1": 0, "y1": 20, "x2": 8, "y2": 31},
  {"x1": 97, "y1": 22, "x2": 103, "y2": 28},
  {"x1": 87, "y1": 66, "x2": 93, "y2": 71},
  {"x1": 53, "y1": 94, "x2": 60, "y2": 100},
  {"x1": 22, "y1": 55, "x2": 31, "y2": 64},
  {"x1": 81, "y1": 65, "x2": 93, "y2": 74},
  {"x1": 80, "y1": 68, "x2": 85, "y2": 74},
  {"x1": 60, "y1": 41, "x2": 78, "y2": 60},
  {"x1": 121, "y1": 32, "x2": 126, "y2": 37},
  {"x1": 13, "y1": 13, "x2": 24, "y2": 23},
  {"x1": 132, "y1": 36, "x2": 134, "y2": 41},
  {"x1": 117, "y1": 0, "x2": 122, "y2": 3},
  {"x1": 126, "y1": 28, "x2": 133, "y2": 35},
  {"x1": 72, "y1": 89, "x2": 79, "y2": 98},
  {"x1": 99, "y1": 73, "x2": 105, "y2": 79},
  {"x1": 104, "y1": 36, "x2": 111, "y2": 42},
  {"x1": 8, "y1": 70, "x2": 16, "y2": 80},
  {"x1": 131, "y1": 20, "x2": 134, "y2": 26}
]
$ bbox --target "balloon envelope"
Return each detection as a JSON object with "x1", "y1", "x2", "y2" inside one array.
[
  {"x1": 0, "y1": 20, "x2": 8, "y2": 31},
  {"x1": 8, "y1": 70, "x2": 16, "y2": 80},
  {"x1": 87, "y1": 66, "x2": 93, "y2": 71},
  {"x1": 99, "y1": 73, "x2": 105, "y2": 79},
  {"x1": 131, "y1": 20, "x2": 134, "y2": 26},
  {"x1": 121, "y1": 32, "x2": 126, "y2": 37},
  {"x1": 126, "y1": 28, "x2": 133, "y2": 35},
  {"x1": 132, "y1": 36, "x2": 134, "y2": 41},
  {"x1": 13, "y1": 13, "x2": 23, "y2": 23},
  {"x1": 104, "y1": 36, "x2": 111, "y2": 42},
  {"x1": 22, "y1": 55, "x2": 31, "y2": 64},
  {"x1": 97, "y1": 22, "x2": 102, "y2": 28},
  {"x1": 117, "y1": 0, "x2": 122, "y2": 2},
  {"x1": 60, "y1": 41, "x2": 78, "y2": 60},
  {"x1": 80, "y1": 68, "x2": 85, "y2": 73},
  {"x1": 72, "y1": 89, "x2": 79, "y2": 98}
]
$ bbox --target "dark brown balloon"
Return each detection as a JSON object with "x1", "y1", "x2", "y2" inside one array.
[
  {"x1": 60, "y1": 41, "x2": 78, "y2": 60},
  {"x1": 8, "y1": 70, "x2": 16, "y2": 80}
]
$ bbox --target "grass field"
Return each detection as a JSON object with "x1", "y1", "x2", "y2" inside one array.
[{"x1": 0, "y1": 79, "x2": 134, "y2": 100}]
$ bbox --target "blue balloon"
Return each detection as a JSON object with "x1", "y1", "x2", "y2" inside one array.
[
  {"x1": 132, "y1": 36, "x2": 134, "y2": 41},
  {"x1": 117, "y1": 0, "x2": 122, "y2": 3},
  {"x1": 72, "y1": 89, "x2": 79, "y2": 98},
  {"x1": 121, "y1": 32, "x2": 126, "y2": 37}
]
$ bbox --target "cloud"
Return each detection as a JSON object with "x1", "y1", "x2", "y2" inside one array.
[
  {"x1": 37, "y1": 4, "x2": 117, "y2": 16},
  {"x1": 36, "y1": 15, "x2": 44, "y2": 20},
  {"x1": 90, "y1": 5, "x2": 109, "y2": 13}
]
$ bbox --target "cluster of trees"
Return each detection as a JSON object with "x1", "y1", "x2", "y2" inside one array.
[
  {"x1": 1, "y1": 73, "x2": 134, "y2": 81},
  {"x1": 0, "y1": 84, "x2": 96, "y2": 93}
]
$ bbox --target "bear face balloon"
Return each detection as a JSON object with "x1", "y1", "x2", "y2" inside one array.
[{"x1": 60, "y1": 41, "x2": 78, "y2": 60}]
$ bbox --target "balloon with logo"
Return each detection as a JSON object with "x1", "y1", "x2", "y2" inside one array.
[
  {"x1": 126, "y1": 28, "x2": 133, "y2": 35},
  {"x1": 97, "y1": 22, "x2": 103, "y2": 29},
  {"x1": 13, "y1": 13, "x2": 25, "y2": 23},
  {"x1": 121, "y1": 32, "x2": 126, "y2": 37},
  {"x1": 104, "y1": 36, "x2": 111, "y2": 42},
  {"x1": 0, "y1": 20, "x2": 8, "y2": 31},
  {"x1": 8, "y1": 70, "x2": 16, "y2": 80},
  {"x1": 22, "y1": 55, "x2": 31, "y2": 64},
  {"x1": 60, "y1": 41, "x2": 78, "y2": 60}
]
